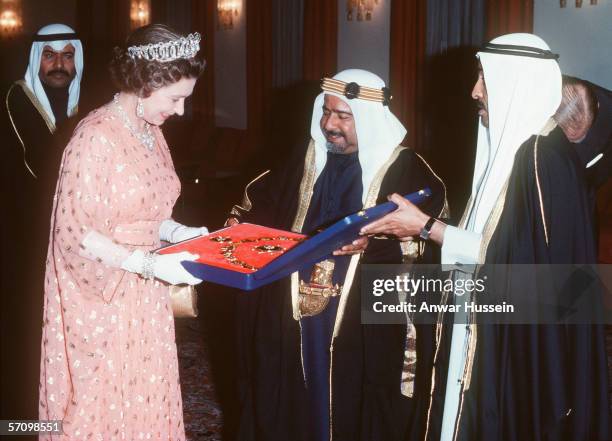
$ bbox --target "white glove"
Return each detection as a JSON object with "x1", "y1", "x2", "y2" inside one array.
[
  {"x1": 159, "y1": 219, "x2": 209, "y2": 244},
  {"x1": 121, "y1": 250, "x2": 203, "y2": 285}
]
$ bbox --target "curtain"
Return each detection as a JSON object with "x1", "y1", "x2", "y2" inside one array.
[
  {"x1": 272, "y1": 0, "x2": 303, "y2": 88},
  {"x1": 191, "y1": 0, "x2": 215, "y2": 126},
  {"x1": 389, "y1": 0, "x2": 427, "y2": 151},
  {"x1": 108, "y1": 0, "x2": 131, "y2": 46},
  {"x1": 486, "y1": 0, "x2": 534, "y2": 40},
  {"x1": 247, "y1": 0, "x2": 273, "y2": 141},
  {"x1": 302, "y1": 0, "x2": 337, "y2": 81},
  {"x1": 427, "y1": 0, "x2": 485, "y2": 55},
  {"x1": 425, "y1": 0, "x2": 486, "y2": 216}
]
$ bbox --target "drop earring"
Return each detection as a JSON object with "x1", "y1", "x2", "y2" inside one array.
[{"x1": 136, "y1": 98, "x2": 145, "y2": 118}]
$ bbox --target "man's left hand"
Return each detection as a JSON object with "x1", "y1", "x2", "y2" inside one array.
[{"x1": 333, "y1": 236, "x2": 369, "y2": 255}]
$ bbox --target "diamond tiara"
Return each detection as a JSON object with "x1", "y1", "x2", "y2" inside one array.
[{"x1": 127, "y1": 32, "x2": 201, "y2": 62}]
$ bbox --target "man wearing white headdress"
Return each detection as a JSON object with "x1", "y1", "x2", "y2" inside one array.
[
  {"x1": 228, "y1": 69, "x2": 447, "y2": 441},
  {"x1": 361, "y1": 33, "x2": 609, "y2": 441},
  {"x1": 6, "y1": 23, "x2": 83, "y2": 179},
  {"x1": 2, "y1": 23, "x2": 83, "y2": 423}
]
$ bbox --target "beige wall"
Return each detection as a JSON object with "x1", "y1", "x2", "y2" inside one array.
[
  {"x1": 534, "y1": 0, "x2": 612, "y2": 89},
  {"x1": 214, "y1": 0, "x2": 247, "y2": 129},
  {"x1": 337, "y1": 0, "x2": 391, "y2": 84}
]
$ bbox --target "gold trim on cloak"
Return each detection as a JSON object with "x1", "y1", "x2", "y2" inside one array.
[
  {"x1": 533, "y1": 135, "x2": 549, "y2": 246},
  {"x1": 5, "y1": 80, "x2": 57, "y2": 178},
  {"x1": 398, "y1": 151, "x2": 450, "y2": 263},
  {"x1": 11, "y1": 80, "x2": 56, "y2": 131},
  {"x1": 290, "y1": 139, "x2": 317, "y2": 320},
  {"x1": 399, "y1": 149, "x2": 450, "y2": 397}
]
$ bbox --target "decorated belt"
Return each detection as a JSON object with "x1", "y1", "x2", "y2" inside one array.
[{"x1": 298, "y1": 280, "x2": 342, "y2": 297}]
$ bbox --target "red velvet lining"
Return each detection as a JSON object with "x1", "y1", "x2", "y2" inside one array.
[{"x1": 158, "y1": 223, "x2": 307, "y2": 273}]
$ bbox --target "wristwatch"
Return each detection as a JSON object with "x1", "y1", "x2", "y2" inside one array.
[{"x1": 419, "y1": 217, "x2": 437, "y2": 240}]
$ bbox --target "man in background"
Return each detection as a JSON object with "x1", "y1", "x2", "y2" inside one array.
[
  {"x1": 6, "y1": 23, "x2": 83, "y2": 181},
  {"x1": 554, "y1": 76, "x2": 611, "y2": 261},
  {"x1": 554, "y1": 75, "x2": 611, "y2": 187}
]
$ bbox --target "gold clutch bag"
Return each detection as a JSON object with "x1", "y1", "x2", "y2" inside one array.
[{"x1": 169, "y1": 284, "x2": 199, "y2": 318}]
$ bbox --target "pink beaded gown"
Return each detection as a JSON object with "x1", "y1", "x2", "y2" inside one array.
[{"x1": 39, "y1": 103, "x2": 185, "y2": 440}]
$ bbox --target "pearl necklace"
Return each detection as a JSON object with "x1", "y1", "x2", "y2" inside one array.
[{"x1": 112, "y1": 93, "x2": 155, "y2": 151}]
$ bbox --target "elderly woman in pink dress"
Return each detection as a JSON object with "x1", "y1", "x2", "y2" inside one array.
[{"x1": 39, "y1": 24, "x2": 207, "y2": 440}]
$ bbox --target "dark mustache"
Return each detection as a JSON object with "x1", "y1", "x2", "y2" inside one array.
[
  {"x1": 324, "y1": 129, "x2": 344, "y2": 138},
  {"x1": 47, "y1": 69, "x2": 70, "y2": 77}
]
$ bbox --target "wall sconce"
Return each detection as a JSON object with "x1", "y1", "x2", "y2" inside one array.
[
  {"x1": 0, "y1": 0, "x2": 22, "y2": 38},
  {"x1": 130, "y1": 0, "x2": 151, "y2": 30},
  {"x1": 346, "y1": 0, "x2": 379, "y2": 21},
  {"x1": 217, "y1": 0, "x2": 239, "y2": 30}
]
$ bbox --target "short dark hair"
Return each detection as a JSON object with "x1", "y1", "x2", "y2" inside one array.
[{"x1": 109, "y1": 24, "x2": 205, "y2": 98}]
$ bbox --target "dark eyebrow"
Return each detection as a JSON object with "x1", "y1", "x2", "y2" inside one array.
[
  {"x1": 322, "y1": 105, "x2": 352, "y2": 117},
  {"x1": 335, "y1": 110, "x2": 353, "y2": 117}
]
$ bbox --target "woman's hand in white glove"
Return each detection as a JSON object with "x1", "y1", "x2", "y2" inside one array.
[
  {"x1": 121, "y1": 250, "x2": 203, "y2": 285},
  {"x1": 159, "y1": 219, "x2": 209, "y2": 244}
]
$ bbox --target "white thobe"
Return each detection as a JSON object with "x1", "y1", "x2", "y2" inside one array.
[{"x1": 439, "y1": 226, "x2": 482, "y2": 441}]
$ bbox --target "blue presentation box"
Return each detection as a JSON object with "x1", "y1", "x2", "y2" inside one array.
[{"x1": 175, "y1": 188, "x2": 432, "y2": 290}]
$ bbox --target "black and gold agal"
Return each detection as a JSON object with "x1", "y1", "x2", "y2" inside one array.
[
  {"x1": 298, "y1": 259, "x2": 342, "y2": 316},
  {"x1": 321, "y1": 77, "x2": 392, "y2": 106}
]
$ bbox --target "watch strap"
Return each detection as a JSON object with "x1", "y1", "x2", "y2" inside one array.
[{"x1": 419, "y1": 217, "x2": 437, "y2": 240}]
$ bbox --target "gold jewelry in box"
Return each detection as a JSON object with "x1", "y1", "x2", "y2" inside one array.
[{"x1": 298, "y1": 259, "x2": 342, "y2": 317}]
